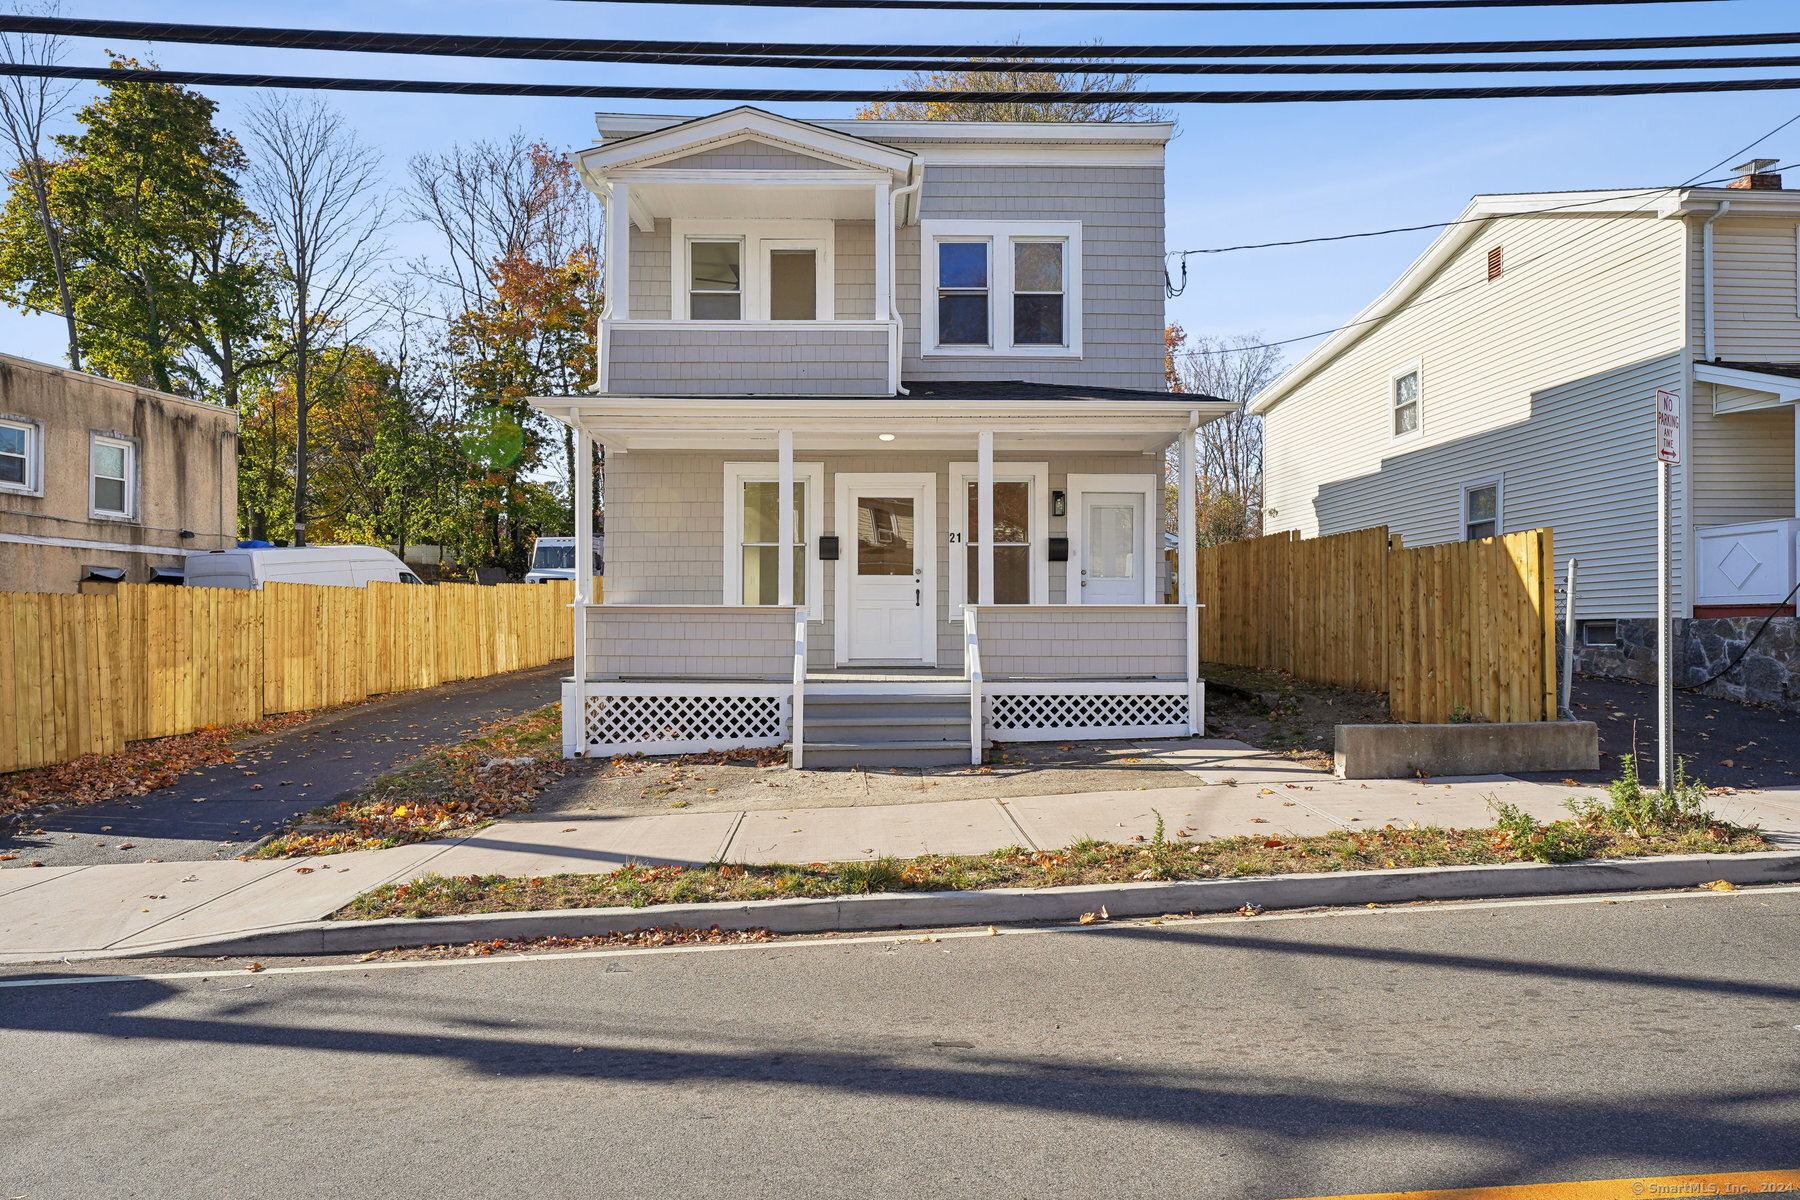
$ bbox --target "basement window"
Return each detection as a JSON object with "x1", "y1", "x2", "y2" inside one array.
[{"x1": 1579, "y1": 620, "x2": 1620, "y2": 647}]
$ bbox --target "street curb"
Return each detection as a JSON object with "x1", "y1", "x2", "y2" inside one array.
[{"x1": 119, "y1": 849, "x2": 1800, "y2": 959}]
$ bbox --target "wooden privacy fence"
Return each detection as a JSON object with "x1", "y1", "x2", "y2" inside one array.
[
  {"x1": 1192, "y1": 526, "x2": 1555, "y2": 724},
  {"x1": 0, "y1": 579, "x2": 577, "y2": 774}
]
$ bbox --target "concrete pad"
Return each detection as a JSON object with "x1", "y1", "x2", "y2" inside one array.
[
  {"x1": 1004, "y1": 787, "x2": 1342, "y2": 849},
  {"x1": 0, "y1": 859, "x2": 286, "y2": 955},
  {"x1": 111, "y1": 842, "x2": 456, "y2": 949},
  {"x1": 421, "y1": 811, "x2": 743, "y2": 878},
  {"x1": 1147, "y1": 744, "x2": 1338, "y2": 788},
  {"x1": 727, "y1": 799, "x2": 1020, "y2": 864},
  {"x1": 0, "y1": 864, "x2": 89, "y2": 899}
]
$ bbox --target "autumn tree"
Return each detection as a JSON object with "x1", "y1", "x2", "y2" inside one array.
[
  {"x1": 1166, "y1": 323, "x2": 1282, "y2": 546},
  {"x1": 857, "y1": 48, "x2": 1169, "y2": 122},
  {"x1": 0, "y1": 58, "x2": 269, "y2": 395}
]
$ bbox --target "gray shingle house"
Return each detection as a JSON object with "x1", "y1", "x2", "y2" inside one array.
[{"x1": 532, "y1": 107, "x2": 1232, "y2": 765}]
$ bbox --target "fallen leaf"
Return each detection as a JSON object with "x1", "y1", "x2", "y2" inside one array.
[
  {"x1": 1721, "y1": 759, "x2": 1735, "y2": 768},
  {"x1": 116, "y1": 843, "x2": 134, "y2": 850},
  {"x1": 244, "y1": 962, "x2": 265, "y2": 972},
  {"x1": 294, "y1": 867, "x2": 315, "y2": 875},
  {"x1": 1701, "y1": 879, "x2": 1738, "y2": 892},
  {"x1": 1249, "y1": 817, "x2": 1268, "y2": 824}
]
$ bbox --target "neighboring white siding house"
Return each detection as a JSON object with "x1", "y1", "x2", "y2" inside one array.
[{"x1": 1255, "y1": 177, "x2": 1800, "y2": 625}]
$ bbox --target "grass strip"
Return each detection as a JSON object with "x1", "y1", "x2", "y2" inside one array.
[{"x1": 337, "y1": 809, "x2": 1768, "y2": 921}]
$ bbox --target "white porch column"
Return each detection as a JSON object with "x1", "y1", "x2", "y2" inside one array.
[
  {"x1": 608, "y1": 182, "x2": 630, "y2": 320},
  {"x1": 1178, "y1": 421, "x2": 1196, "y2": 606},
  {"x1": 569, "y1": 421, "x2": 594, "y2": 756},
  {"x1": 874, "y1": 182, "x2": 893, "y2": 322},
  {"x1": 1179, "y1": 419, "x2": 1199, "y2": 734},
  {"x1": 778, "y1": 429, "x2": 795, "y2": 608},
  {"x1": 977, "y1": 430, "x2": 995, "y2": 606}
]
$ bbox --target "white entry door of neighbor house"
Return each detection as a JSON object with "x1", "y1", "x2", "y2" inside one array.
[
  {"x1": 1080, "y1": 492, "x2": 1146, "y2": 604},
  {"x1": 843, "y1": 480, "x2": 933, "y2": 662}
]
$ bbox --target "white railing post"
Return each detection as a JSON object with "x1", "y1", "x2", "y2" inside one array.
[
  {"x1": 1186, "y1": 602, "x2": 1202, "y2": 736},
  {"x1": 791, "y1": 607, "x2": 808, "y2": 769},
  {"x1": 965, "y1": 606, "x2": 983, "y2": 765}
]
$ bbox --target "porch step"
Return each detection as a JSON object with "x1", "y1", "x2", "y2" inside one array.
[{"x1": 794, "y1": 689, "x2": 977, "y2": 768}]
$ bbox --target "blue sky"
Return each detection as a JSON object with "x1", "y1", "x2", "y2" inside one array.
[{"x1": 5, "y1": 0, "x2": 1800, "y2": 371}]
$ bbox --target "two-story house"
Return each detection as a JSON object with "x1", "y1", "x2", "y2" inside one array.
[
  {"x1": 1252, "y1": 162, "x2": 1800, "y2": 709},
  {"x1": 0, "y1": 353, "x2": 239, "y2": 592},
  {"x1": 531, "y1": 107, "x2": 1234, "y2": 766}
]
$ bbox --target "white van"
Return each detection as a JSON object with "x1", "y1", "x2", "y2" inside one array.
[
  {"x1": 524, "y1": 535, "x2": 603, "y2": 584},
  {"x1": 185, "y1": 546, "x2": 426, "y2": 590}
]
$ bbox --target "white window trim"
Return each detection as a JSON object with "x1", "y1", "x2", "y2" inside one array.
[
  {"x1": 947, "y1": 461, "x2": 1050, "y2": 620},
  {"x1": 723, "y1": 461, "x2": 825, "y2": 620},
  {"x1": 1062, "y1": 473, "x2": 1160, "y2": 606},
  {"x1": 1461, "y1": 474, "x2": 1504, "y2": 541},
  {"x1": 0, "y1": 414, "x2": 43, "y2": 497},
  {"x1": 921, "y1": 219, "x2": 1082, "y2": 357},
  {"x1": 673, "y1": 219, "x2": 835, "y2": 322},
  {"x1": 89, "y1": 430, "x2": 139, "y2": 522},
  {"x1": 1390, "y1": 359, "x2": 1424, "y2": 444}
]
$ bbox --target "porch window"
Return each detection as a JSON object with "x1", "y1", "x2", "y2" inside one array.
[
  {"x1": 724, "y1": 461, "x2": 825, "y2": 618},
  {"x1": 965, "y1": 481, "x2": 1032, "y2": 604},
  {"x1": 937, "y1": 241, "x2": 989, "y2": 346},
  {"x1": 689, "y1": 239, "x2": 742, "y2": 320},
  {"x1": 768, "y1": 248, "x2": 818, "y2": 321},
  {"x1": 1464, "y1": 479, "x2": 1501, "y2": 540},
  {"x1": 90, "y1": 432, "x2": 136, "y2": 520}
]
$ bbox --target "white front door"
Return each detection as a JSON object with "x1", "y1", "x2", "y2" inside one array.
[
  {"x1": 1080, "y1": 492, "x2": 1145, "y2": 604},
  {"x1": 847, "y1": 486, "x2": 928, "y2": 661}
]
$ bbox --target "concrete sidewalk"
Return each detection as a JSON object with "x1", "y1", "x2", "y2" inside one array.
[{"x1": 4, "y1": 739, "x2": 1798, "y2": 962}]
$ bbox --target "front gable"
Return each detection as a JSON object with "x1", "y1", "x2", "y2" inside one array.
[
  {"x1": 652, "y1": 140, "x2": 855, "y2": 173},
  {"x1": 579, "y1": 108, "x2": 914, "y2": 179}
]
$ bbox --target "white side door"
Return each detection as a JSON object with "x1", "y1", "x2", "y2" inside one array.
[
  {"x1": 846, "y1": 487, "x2": 928, "y2": 661},
  {"x1": 1080, "y1": 492, "x2": 1145, "y2": 604}
]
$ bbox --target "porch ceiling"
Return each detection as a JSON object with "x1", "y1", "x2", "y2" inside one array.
[
  {"x1": 1698, "y1": 361, "x2": 1800, "y2": 413},
  {"x1": 529, "y1": 392, "x2": 1236, "y2": 453}
]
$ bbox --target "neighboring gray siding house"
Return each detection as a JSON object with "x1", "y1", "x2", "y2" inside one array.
[
  {"x1": 533, "y1": 108, "x2": 1232, "y2": 764},
  {"x1": 1252, "y1": 164, "x2": 1800, "y2": 707},
  {"x1": 0, "y1": 353, "x2": 239, "y2": 593}
]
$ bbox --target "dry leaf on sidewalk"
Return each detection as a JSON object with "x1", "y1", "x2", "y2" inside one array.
[{"x1": 1701, "y1": 879, "x2": 1738, "y2": 892}]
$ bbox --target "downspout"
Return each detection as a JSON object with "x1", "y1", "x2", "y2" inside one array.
[
  {"x1": 889, "y1": 165, "x2": 924, "y2": 396},
  {"x1": 1703, "y1": 199, "x2": 1731, "y2": 362}
]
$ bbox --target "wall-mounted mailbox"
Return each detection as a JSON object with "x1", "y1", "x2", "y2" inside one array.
[
  {"x1": 1048, "y1": 536, "x2": 1069, "y2": 563},
  {"x1": 819, "y1": 535, "x2": 840, "y2": 561}
]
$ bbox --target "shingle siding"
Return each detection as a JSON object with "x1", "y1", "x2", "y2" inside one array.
[
  {"x1": 607, "y1": 325, "x2": 890, "y2": 394},
  {"x1": 652, "y1": 142, "x2": 854, "y2": 171}
]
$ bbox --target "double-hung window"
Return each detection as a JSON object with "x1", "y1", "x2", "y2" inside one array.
[
  {"x1": 675, "y1": 221, "x2": 834, "y2": 321},
  {"x1": 923, "y1": 221, "x2": 1082, "y2": 355},
  {"x1": 90, "y1": 432, "x2": 137, "y2": 520},
  {"x1": 0, "y1": 416, "x2": 41, "y2": 495},
  {"x1": 1391, "y1": 363, "x2": 1422, "y2": 439},
  {"x1": 948, "y1": 462, "x2": 1049, "y2": 616},
  {"x1": 724, "y1": 461, "x2": 824, "y2": 618},
  {"x1": 688, "y1": 238, "x2": 743, "y2": 320},
  {"x1": 1463, "y1": 479, "x2": 1501, "y2": 541}
]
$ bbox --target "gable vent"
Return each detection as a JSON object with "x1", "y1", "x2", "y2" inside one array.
[{"x1": 1487, "y1": 245, "x2": 1504, "y2": 281}]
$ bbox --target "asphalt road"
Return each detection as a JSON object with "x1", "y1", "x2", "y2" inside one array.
[
  {"x1": 3, "y1": 887, "x2": 1797, "y2": 1199},
  {"x1": 0, "y1": 664, "x2": 567, "y2": 867}
]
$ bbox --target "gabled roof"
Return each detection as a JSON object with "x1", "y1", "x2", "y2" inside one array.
[
  {"x1": 578, "y1": 107, "x2": 915, "y2": 179},
  {"x1": 1248, "y1": 184, "x2": 1800, "y2": 417},
  {"x1": 594, "y1": 111, "x2": 1176, "y2": 148}
]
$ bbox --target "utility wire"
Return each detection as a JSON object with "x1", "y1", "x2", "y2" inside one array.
[
  {"x1": 15, "y1": 62, "x2": 1800, "y2": 103},
  {"x1": 9, "y1": 15, "x2": 1800, "y2": 64},
  {"x1": 549, "y1": 0, "x2": 1746, "y2": 9}
]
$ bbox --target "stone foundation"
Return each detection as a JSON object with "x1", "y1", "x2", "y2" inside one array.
[{"x1": 1559, "y1": 616, "x2": 1800, "y2": 712}]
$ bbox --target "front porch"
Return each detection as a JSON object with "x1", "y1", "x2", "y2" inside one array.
[{"x1": 533, "y1": 387, "x2": 1232, "y2": 766}]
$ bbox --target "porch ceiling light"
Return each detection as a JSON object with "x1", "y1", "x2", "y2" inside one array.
[{"x1": 878, "y1": 433, "x2": 896, "y2": 441}]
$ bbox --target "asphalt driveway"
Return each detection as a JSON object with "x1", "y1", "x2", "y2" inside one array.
[{"x1": 0, "y1": 663, "x2": 568, "y2": 867}]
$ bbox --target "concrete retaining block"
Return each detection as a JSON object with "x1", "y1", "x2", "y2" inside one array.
[
  {"x1": 1335, "y1": 720, "x2": 1599, "y2": 779},
  {"x1": 118, "y1": 849, "x2": 1800, "y2": 959}
]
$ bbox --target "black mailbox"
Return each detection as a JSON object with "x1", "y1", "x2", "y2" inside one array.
[
  {"x1": 1048, "y1": 536, "x2": 1069, "y2": 563},
  {"x1": 819, "y1": 535, "x2": 840, "y2": 561}
]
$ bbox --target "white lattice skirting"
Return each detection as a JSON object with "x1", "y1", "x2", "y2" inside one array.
[
  {"x1": 566, "y1": 683, "x2": 793, "y2": 756},
  {"x1": 985, "y1": 682, "x2": 1199, "y2": 742}
]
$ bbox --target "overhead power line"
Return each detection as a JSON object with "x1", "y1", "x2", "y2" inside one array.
[
  {"x1": 9, "y1": 15, "x2": 1800, "y2": 64},
  {"x1": 550, "y1": 0, "x2": 1742, "y2": 9},
  {"x1": 14, "y1": 62, "x2": 1800, "y2": 103}
]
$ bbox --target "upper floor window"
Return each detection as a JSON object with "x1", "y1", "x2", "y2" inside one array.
[
  {"x1": 689, "y1": 238, "x2": 743, "y2": 320},
  {"x1": 922, "y1": 220, "x2": 1082, "y2": 357},
  {"x1": 1464, "y1": 479, "x2": 1501, "y2": 540},
  {"x1": 90, "y1": 432, "x2": 137, "y2": 520},
  {"x1": 1392, "y1": 364, "x2": 1422, "y2": 438},
  {"x1": 0, "y1": 416, "x2": 41, "y2": 495}
]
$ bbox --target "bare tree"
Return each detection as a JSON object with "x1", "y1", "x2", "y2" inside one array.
[
  {"x1": 0, "y1": 1, "x2": 80, "y2": 368},
  {"x1": 245, "y1": 92, "x2": 387, "y2": 546},
  {"x1": 1167, "y1": 326, "x2": 1283, "y2": 545}
]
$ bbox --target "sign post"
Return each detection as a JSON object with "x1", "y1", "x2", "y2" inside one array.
[{"x1": 1655, "y1": 387, "x2": 1682, "y2": 791}]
